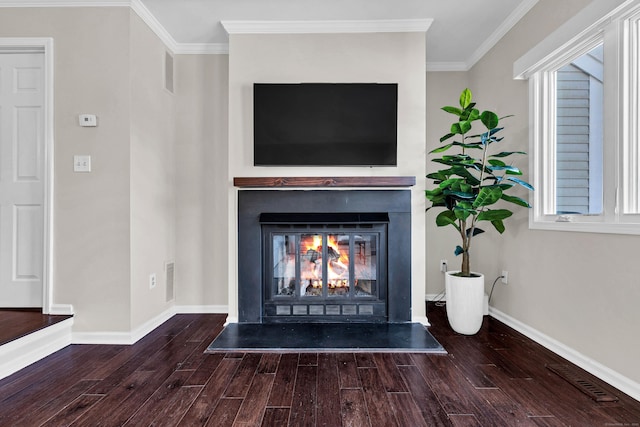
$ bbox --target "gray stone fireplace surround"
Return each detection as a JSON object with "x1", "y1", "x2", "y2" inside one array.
[{"x1": 237, "y1": 189, "x2": 412, "y2": 324}]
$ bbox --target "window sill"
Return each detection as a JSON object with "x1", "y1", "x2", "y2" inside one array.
[{"x1": 530, "y1": 217, "x2": 640, "y2": 235}]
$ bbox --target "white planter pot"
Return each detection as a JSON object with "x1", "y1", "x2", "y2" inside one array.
[{"x1": 445, "y1": 271, "x2": 485, "y2": 335}]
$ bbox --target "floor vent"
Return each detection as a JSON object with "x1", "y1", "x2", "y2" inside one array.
[
  {"x1": 547, "y1": 364, "x2": 618, "y2": 402},
  {"x1": 165, "y1": 262, "x2": 175, "y2": 302}
]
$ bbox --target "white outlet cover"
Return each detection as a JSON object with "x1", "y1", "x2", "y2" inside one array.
[{"x1": 73, "y1": 155, "x2": 91, "y2": 172}]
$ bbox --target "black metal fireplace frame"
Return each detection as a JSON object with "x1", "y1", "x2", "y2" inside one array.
[
  {"x1": 237, "y1": 190, "x2": 412, "y2": 323},
  {"x1": 260, "y1": 221, "x2": 388, "y2": 323}
]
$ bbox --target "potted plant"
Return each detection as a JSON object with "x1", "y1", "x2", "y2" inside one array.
[{"x1": 426, "y1": 88, "x2": 533, "y2": 334}]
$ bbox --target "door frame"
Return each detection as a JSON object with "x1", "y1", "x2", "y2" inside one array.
[{"x1": 0, "y1": 38, "x2": 54, "y2": 314}]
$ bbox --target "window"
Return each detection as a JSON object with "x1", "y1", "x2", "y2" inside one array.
[
  {"x1": 516, "y1": 2, "x2": 640, "y2": 234},
  {"x1": 556, "y1": 44, "x2": 603, "y2": 215}
]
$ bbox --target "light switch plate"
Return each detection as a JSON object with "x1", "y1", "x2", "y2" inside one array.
[{"x1": 74, "y1": 155, "x2": 91, "y2": 172}]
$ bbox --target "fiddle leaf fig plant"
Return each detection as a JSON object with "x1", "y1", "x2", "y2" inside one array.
[{"x1": 426, "y1": 88, "x2": 533, "y2": 277}]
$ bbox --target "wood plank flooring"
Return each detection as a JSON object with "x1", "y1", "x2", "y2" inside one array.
[
  {"x1": 0, "y1": 309, "x2": 71, "y2": 346},
  {"x1": 0, "y1": 304, "x2": 639, "y2": 426}
]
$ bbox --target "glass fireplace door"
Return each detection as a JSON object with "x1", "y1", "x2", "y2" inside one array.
[{"x1": 265, "y1": 224, "x2": 387, "y2": 322}]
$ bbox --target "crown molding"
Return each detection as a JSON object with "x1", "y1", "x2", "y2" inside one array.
[
  {"x1": 0, "y1": 0, "x2": 128, "y2": 5},
  {"x1": 130, "y1": 0, "x2": 177, "y2": 53},
  {"x1": 221, "y1": 19, "x2": 433, "y2": 35},
  {"x1": 465, "y1": 0, "x2": 539, "y2": 71},
  {"x1": 174, "y1": 43, "x2": 229, "y2": 55}
]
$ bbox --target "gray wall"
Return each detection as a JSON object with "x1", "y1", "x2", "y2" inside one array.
[{"x1": 0, "y1": 7, "x2": 176, "y2": 333}]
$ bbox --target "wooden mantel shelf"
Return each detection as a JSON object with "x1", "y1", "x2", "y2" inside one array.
[{"x1": 233, "y1": 176, "x2": 416, "y2": 188}]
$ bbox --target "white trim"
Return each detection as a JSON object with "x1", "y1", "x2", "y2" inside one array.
[
  {"x1": 426, "y1": 293, "x2": 445, "y2": 302},
  {"x1": 490, "y1": 307, "x2": 640, "y2": 402},
  {"x1": 173, "y1": 43, "x2": 229, "y2": 55},
  {"x1": 466, "y1": 0, "x2": 539, "y2": 71},
  {"x1": 49, "y1": 304, "x2": 74, "y2": 315},
  {"x1": 428, "y1": 0, "x2": 539, "y2": 72},
  {"x1": 174, "y1": 304, "x2": 229, "y2": 314},
  {"x1": 0, "y1": 317, "x2": 73, "y2": 381},
  {"x1": 514, "y1": 0, "x2": 637, "y2": 79},
  {"x1": 524, "y1": 1, "x2": 640, "y2": 232},
  {"x1": 130, "y1": 0, "x2": 177, "y2": 53},
  {"x1": 412, "y1": 315, "x2": 431, "y2": 327},
  {"x1": 0, "y1": 0, "x2": 128, "y2": 5},
  {"x1": 427, "y1": 293, "x2": 490, "y2": 316},
  {"x1": 71, "y1": 305, "x2": 229, "y2": 344},
  {"x1": 0, "y1": 37, "x2": 55, "y2": 314},
  {"x1": 72, "y1": 306, "x2": 175, "y2": 344},
  {"x1": 224, "y1": 316, "x2": 239, "y2": 326},
  {"x1": 221, "y1": 19, "x2": 433, "y2": 35}
]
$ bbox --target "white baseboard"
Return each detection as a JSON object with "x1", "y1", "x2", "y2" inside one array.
[
  {"x1": 224, "y1": 316, "x2": 239, "y2": 326},
  {"x1": 426, "y1": 293, "x2": 489, "y2": 315},
  {"x1": 71, "y1": 305, "x2": 230, "y2": 345},
  {"x1": 72, "y1": 306, "x2": 176, "y2": 345},
  {"x1": 0, "y1": 317, "x2": 73, "y2": 381},
  {"x1": 489, "y1": 307, "x2": 640, "y2": 402},
  {"x1": 49, "y1": 304, "x2": 74, "y2": 315},
  {"x1": 412, "y1": 315, "x2": 431, "y2": 326}
]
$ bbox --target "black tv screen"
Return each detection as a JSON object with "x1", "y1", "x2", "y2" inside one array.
[{"x1": 253, "y1": 83, "x2": 398, "y2": 166}]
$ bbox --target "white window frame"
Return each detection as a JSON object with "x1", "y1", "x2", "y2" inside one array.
[{"x1": 515, "y1": 0, "x2": 640, "y2": 235}]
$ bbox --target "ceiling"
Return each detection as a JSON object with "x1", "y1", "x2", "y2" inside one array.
[{"x1": 140, "y1": 0, "x2": 539, "y2": 71}]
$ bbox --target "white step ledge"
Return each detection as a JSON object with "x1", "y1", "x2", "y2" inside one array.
[{"x1": 0, "y1": 317, "x2": 73, "y2": 381}]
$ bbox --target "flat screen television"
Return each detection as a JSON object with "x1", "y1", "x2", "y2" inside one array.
[{"x1": 253, "y1": 83, "x2": 398, "y2": 166}]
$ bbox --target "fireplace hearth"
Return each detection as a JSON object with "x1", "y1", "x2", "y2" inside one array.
[{"x1": 237, "y1": 189, "x2": 412, "y2": 324}]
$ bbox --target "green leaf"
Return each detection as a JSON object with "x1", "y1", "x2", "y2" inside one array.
[
  {"x1": 453, "y1": 205, "x2": 474, "y2": 221},
  {"x1": 491, "y1": 219, "x2": 506, "y2": 233},
  {"x1": 473, "y1": 186, "x2": 503, "y2": 208},
  {"x1": 451, "y1": 120, "x2": 472, "y2": 135},
  {"x1": 439, "y1": 133, "x2": 456, "y2": 143},
  {"x1": 486, "y1": 164, "x2": 521, "y2": 174},
  {"x1": 426, "y1": 171, "x2": 448, "y2": 181},
  {"x1": 480, "y1": 110, "x2": 499, "y2": 129},
  {"x1": 501, "y1": 194, "x2": 531, "y2": 208},
  {"x1": 429, "y1": 143, "x2": 454, "y2": 154},
  {"x1": 477, "y1": 209, "x2": 513, "y2": 222},
  {"x1": 490, "y1": 151, "x2": 526, "y2": 158},
  {"x1": 459, "y1": 88, "x2": 472, "y2": 109},
  {"x1": 435, "y1": 210, "x2": 460, "y2": 231},
  {"x1": 454, "y1": 245, "x2": 465, "y2": 256},
  {"x1": 441, "y1": 106, "x2": 462, "y2": 116}
]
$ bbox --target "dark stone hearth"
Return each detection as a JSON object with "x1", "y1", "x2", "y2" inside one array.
[{"x1": 206, "y1": 322, "x2": 445, "y2": 353}]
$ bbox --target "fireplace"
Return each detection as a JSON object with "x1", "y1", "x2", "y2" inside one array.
[
  {"x1": 261, "y1": 213, "x2": 388, "y2": 322},
  {"x1": 237, "y1": 189, "x2": 412, "y2": 323}
]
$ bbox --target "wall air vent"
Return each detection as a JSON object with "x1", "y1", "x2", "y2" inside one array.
[{"x1": 165, "y1": 261, "x2": 175, "y2": 302}]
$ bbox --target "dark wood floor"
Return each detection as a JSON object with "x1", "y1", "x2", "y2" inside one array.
[
  {"x1": 1, "y1": 304, "x2": 639, "y2": 426},
  {"x1": 0, "y1": 309, "x2": 72, "y2": 346}
]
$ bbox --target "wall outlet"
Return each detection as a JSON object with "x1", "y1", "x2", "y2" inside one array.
[
  {"x1": 501, "y1": 270, "x2": 508, "y2": 284},
  {"x1": 149, "y1": 273, "x2": 157, "y2": 289},
  {"x1": 440, "y1": 259, "x2": 448, "y2": 273}
]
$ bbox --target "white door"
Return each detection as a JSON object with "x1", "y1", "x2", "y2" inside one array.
[{"x1": 0, "y1": 52, "x2": 45, "y2": 307}]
